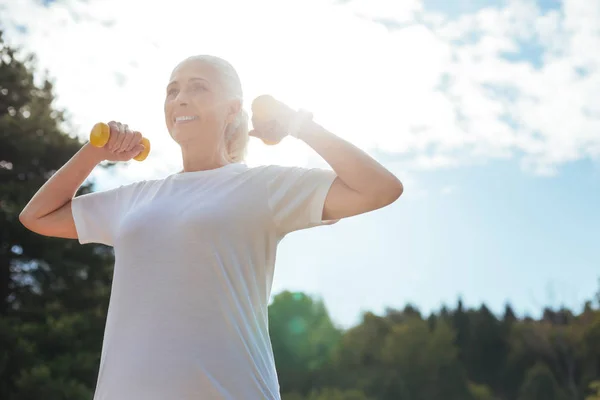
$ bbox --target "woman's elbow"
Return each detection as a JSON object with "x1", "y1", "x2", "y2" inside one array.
[
  {"x1": 385, "y1": 177, "x2": 404, "y2": 205},
  {"x1": 372, "y1": 177, "x2": 403, "y2": 210},
  {"x1": 19, "y1": 210, "x2": 36, "y2": 231}
]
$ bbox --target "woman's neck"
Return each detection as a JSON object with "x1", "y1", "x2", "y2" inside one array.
[{"x1": 180, "y1": 144, "x2": 229, "y2": 173}]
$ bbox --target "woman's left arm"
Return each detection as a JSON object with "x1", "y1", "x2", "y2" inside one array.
[
  {"x1": 296, "y1": 120, "x2": 403, "y2": 221},
  {"x1": 250, "y1": 95, "x2": 403, "y2": 221}
]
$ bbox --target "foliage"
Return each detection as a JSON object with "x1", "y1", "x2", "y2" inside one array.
[{"x1": 0, "y1": 29, "x2": 115, "y2": 399}]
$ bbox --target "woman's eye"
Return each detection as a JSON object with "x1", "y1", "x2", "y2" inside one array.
[
  {"x1": 167, "y1": 88, "x2": 178, "y2": 96},
  {"x1": 191, "y1": 83, "x2": 206, "y2": 92}
]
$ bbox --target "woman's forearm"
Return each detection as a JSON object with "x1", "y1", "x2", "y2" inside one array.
[
  {"x1": 297, "y1": 121, "x2": 403, "y2": 204},
  {"x1": 20, "y1": 143, "x2": 103, "y2": 222}
]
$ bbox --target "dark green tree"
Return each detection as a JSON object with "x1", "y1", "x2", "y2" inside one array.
[
  {"x1": 0, "y1": 29, "x2": 115, "y2": 399},
  {"x1": 330, "y1": 312, "x2": 395, "y2": 398},
  {"x1": 517, "y1": 362, "x2": 567, "y2": 400},
  {"x1": 465, "y1": 305, "x2": 508, "y2": 390}
]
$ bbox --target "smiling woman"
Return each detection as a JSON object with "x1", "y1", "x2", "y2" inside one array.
[
  {"x1": 164, "y1": 55, "x2": 250, "y2": 166},
  {"x1": 18, "y1": 54, "x2": 403, "y2": 400}
]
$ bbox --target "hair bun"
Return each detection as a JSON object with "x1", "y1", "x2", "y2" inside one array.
[{"x1": 225, "y1": 108, "x2": 250, "y2": 163}]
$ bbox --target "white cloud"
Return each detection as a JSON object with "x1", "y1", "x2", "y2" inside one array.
[
  {"x1": 343, "y1": 0, "x2": 423, "y2": 24},
  {"x1": 1, "y1": 0, "x2": 599, "y2": 183},
  {"x1": 433, "y1": 0, "x2": 600, "y2": 174}
]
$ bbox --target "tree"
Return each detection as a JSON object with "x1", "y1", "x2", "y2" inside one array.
[
  {"x1": 451, "y1": 298, "x2": 470, "y2": 363},
  {"x1": 268, "y1": 291, "x2": 342, "y2": 395},
  {"x1": 305, "y1": 388, "x2": 373, "y2": 400},
  {"x1": 465, "y1": 305, "x2": 508, "y2": 391},
  {"x1": 581, "y1": 311, "x2": 600, "y2": 394},
  {"x1": 330, "y1": 312, "x2": 395, "y2": 398},
  {"x1": 517, "y1": 362, "x2": 567, "y2": 400},
  {"x1": 0, "y1": 29, "x2": 116, "y2": 399},
  {"x1": 282, "y1": 388, "x2": 373, "y2": 400},
  {"x1": 586, "y1": 381, "x2": 600, "y2": 400},
  {"x1": 333, "y1": 309, "x2": 472, "y2": 400},
  {"x1": 468, "y1": 382, "x2": 498, "y2": 400},
  {"x1": 382, "y1": 317, "x2": 472, "y2": 400}
]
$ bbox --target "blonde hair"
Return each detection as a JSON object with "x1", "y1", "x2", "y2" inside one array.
[{"x1": 183, "y1": 55, "x2": 249, "y2": 163}]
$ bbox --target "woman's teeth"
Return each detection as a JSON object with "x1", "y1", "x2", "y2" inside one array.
[{"x1": 175, "y1": 116, "x2": 198, "y2": 123}]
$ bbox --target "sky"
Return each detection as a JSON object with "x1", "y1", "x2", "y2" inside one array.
[{"x1": 1, "y1": 0, "x2": 599, "y2": 328}]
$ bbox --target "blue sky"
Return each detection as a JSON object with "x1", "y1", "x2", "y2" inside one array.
[
  {"x1": 2, "y1": 0, "x2": 599, "y2": 328},
  {"x1": 274, "y1": 157, "x2": 600, "y2": 326}
]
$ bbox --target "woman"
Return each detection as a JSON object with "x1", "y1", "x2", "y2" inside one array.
[{"x1": 19, "y1": 55, "x2": 403, "y2": 400}]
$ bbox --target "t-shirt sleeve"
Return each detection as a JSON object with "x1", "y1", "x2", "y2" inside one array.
[
  {"x1": 71, "y1": 182, "x2": 142, "y2": 246},
  {"x1": 265, "y1": 165, "x2": 338, "y2": 236}
]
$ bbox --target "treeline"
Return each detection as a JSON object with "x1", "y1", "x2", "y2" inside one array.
[
  {"x1": 1, "y1": 29, "x2": 599, "y2": 400},
  {"x1": 269, "y1": 291, "x2": 600, "y2": 400}
]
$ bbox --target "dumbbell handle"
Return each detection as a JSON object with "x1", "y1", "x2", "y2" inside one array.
[{"x1": 89, "y1": 122, "x2": 150, "y2": 161}]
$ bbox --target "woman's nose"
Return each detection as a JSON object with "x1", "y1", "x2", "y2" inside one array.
[{"x1": 175, "y1": 90, "x2": 190, "y2": 105}]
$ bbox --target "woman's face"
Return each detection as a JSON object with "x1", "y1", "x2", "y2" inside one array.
[{"x1": 164, "y1": 58, "x2": 238, "y2": 146}]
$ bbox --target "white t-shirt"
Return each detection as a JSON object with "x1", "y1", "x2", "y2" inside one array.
[{"x1": 71, "y1": 162, "x2": 337, "y2": 400}]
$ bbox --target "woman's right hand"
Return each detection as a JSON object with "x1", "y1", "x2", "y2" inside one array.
[{"x1": 90, "y1": 121, "x2": 146, "y2": 162}]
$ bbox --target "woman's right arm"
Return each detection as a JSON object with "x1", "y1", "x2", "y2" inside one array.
[
  {"x1": 19, "y1": 143, "x2": 104, "y2": 239},
  {"x1": 19, "y1": 121, "x2": 144, "y2": 239}
]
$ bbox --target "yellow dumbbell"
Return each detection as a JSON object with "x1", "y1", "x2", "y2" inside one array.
[
  {"x1": 89, "y1": 122, "x2": 151, "y2": 161},
  {"x1": 251, "y1": 95, "x2": 286, "y2": 146}
]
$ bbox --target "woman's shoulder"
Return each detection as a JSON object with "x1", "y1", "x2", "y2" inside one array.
[
  {"x1": 240, "y1": 164, "x2": 302, "y2": 185},
  {"x1": 244, "y1": 163, "x2": 307, "y2": 177},
  {"x1": 106, "y1": 176, "x2": 168, "y2": 195},
  {"x1": 244, "y1": 163, "x2": 332, "y2": 180}
]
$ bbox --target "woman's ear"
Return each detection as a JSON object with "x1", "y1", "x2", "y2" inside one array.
[{"x1": 226, "y1": 98, "x2": 242, "y2": 124}]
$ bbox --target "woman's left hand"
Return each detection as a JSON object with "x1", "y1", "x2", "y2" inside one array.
[{"x1": 248, "y1": 95, "x2": 297, "y2": 145}]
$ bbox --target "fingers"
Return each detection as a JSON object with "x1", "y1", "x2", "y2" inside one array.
[
  {"x1": 106, "y1": 121, "x2": 141, "y2": 153},
  {"x1": 113, "y1": 123, "x2": 128, "y2": 151},
  {"x1": 126, "y1": 131, "x2": 143, "y2": 152},
  {"x1": 107, "y1": 121, "x2": 120, "y2": 150},
  {"x1": 124, "y1": 143, "x2": 145, "y2": 159},
  {"x1": 121, "y1": 128, "x2": 140, "y2": 152}
]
